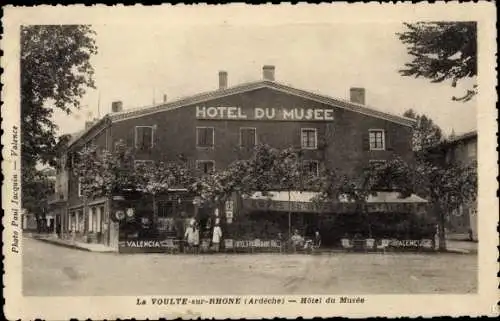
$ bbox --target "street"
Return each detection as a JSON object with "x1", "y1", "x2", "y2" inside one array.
[{"x1": 23, "y1": 237, "x2": 477, "y2": 296}]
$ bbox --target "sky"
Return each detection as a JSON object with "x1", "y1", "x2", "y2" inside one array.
[{"x1": 53, "y1": 22, "x2": 477, "y2": 137}]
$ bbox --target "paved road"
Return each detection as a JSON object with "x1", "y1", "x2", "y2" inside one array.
[{"x1": 23, "y1": 237, "x2": 477, "y2": 296}]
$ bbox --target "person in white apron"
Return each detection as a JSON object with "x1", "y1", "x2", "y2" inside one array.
[{"x1": 212, "y1": 219, "x2": 222, "y2": 252}]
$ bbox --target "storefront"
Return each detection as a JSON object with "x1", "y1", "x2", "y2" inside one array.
[{"x1": 240, "y1": 191, "x2": 434, "y2": 249}]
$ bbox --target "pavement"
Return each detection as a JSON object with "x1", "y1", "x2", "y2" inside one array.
[
  {"x1": 32, "y1": 234, "x2": 115, "y2": 253},
  {"x1": 23, "y1": 236, "x2": 477, "y2": 296},
  {"x1": 29, "y1": 233, "x2": 478, "y2": 254}
]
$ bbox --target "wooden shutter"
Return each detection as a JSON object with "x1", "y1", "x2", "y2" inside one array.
[
  {"x1": 386, "y1": 128, "x2": 394, "y2": 151},
  {"x1": 362, "y1": 132, "x2": 370, "y2": 151}
]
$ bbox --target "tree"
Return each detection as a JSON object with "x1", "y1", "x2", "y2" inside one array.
[
  {"x1": 135, "y1": 160, "x2": 193, "y2": 223},
  {"x1": 397, "y1": 22, "x2": 477, "y2": 102},
  {"x1": 21, "y1": 25, "x2": 97, "y2": 167},
  {"x1": 72, "y1": 141, "x2": 136, "y2": 199},
  {"x1": 21, "y1": 25, "x2": 97, "y2": 217},
  {"x1": 413, "y1": 160, "x2": 477, "y2": 250},
  {"x1": 403, "y1": 109, "x2": 443, "y2": 154},
  {"x1": 22, "y1": 167, "x2": 55, "y2": 232}
]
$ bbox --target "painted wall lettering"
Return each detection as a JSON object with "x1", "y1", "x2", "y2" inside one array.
[{"x1": 196, "y1": 106, "x2": 335, "y2": 121}]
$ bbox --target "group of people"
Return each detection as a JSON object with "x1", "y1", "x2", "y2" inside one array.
[
  {"x1": 183, "y1": 218, "x2": 223, "y2": 252},
  {"x1": 290, "y1": 229, "x2": 322, "y2": 250}
]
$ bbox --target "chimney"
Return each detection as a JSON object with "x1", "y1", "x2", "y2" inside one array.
[
  {"x1": 218, "y1": 71, "x2": 228, "y2": 89},
  {"x1": 262, "y1": 65, "x2": 275, "y2": 81},
  {"x1": 163, "y1": 94, "x2": 167, "y2": 103},
  {"x1": 349, "y1": 87, "x2": 365, "y2": 105},
  {"x1": 111, "y1": 101, "x2": 123, "y2": 113}
]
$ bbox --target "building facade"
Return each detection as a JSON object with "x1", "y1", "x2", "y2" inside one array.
[
  {"x1": 51, "y1": 66, "x2": 423, "y2": 250},
  {"x1": 428, "y1": 131, "x2": 478, "y2": 240}
]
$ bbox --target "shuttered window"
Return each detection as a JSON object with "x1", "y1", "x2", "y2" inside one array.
[
  {"x1": 135, "y1": 126, "x2": 154, "y2": 150},
  {"x1": 240, "y1": 127, "x2": 257, "y2": 148},
  {"x1": 196, "y1": 127, "x2": 214, "y2": 148}
]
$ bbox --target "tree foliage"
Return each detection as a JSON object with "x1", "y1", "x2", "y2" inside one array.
[
  {"x1": 22, "y1": 167, "x2": 55, "y2": 231},
  {"x1": 73, "y1": 141, "x2": 192, "y2": 199},
  {"x1": 397, "y1": 22, "x2": 477, "y2": 102},
  {"x1": 21, "y1": 25, "x2": 97, "y2": 215},
  {"x1": 21, "y1": 25, "x2": 97, "y2": 168},
  {"x1": 403, "y1": 109, "x2": 443, "y2": 153}
]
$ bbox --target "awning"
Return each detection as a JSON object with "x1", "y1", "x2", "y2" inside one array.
[
  {"x1": 245, "y1": 191, "x2": 428, "y2": 213},
  {"x1": 249, "y1": 191, "x2": 427, "y2": 204}
]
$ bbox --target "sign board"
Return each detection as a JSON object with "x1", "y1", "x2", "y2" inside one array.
[
  {"x1": 118, "y1": 238, "x2": 179, "y2": 253},
  {"x1": 388, "y1": 239, "x2": 434, "y2": 249},
  {"x1": 244, "y1": 199, "x2": 423, "y2": 214},
  {"x1": 196, "y1": 106, "x2": 334, "y2": 121}
]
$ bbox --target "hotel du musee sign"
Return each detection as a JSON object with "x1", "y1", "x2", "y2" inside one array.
[{"x1": 196, "y1": 106, "x2": 335, "y2": 121}]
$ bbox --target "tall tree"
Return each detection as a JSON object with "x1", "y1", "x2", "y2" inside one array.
[
  {"x1": 397, "y1": 22, "x2": 477, "y2": 102},
  {"x1": 403, "y1": 109, "x2": 443, "y2": 154},
  {"x1": 21, "y1": 25, "x2": 97, "y2": 217}
]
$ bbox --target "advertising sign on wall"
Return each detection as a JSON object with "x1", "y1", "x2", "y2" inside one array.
[
  {"x1": 196, "y1": 106, "x2": 335, "y2": 121},
  {"x1": 118, "y1": 238, "x2": 179, "y2": 253}
]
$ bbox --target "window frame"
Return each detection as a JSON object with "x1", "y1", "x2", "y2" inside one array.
[
  {"x1": 301, "y1": 128, "x2": 318, "y2": 150},
  {"x1": 239, "y1": 127, "x2": 257, "y2": 148},
  {"x1": 196, "y1": 160, "x2": 215, "y2": 174},
  {"x1": 302, "y1": 160, "x2": 320, "y2": 177},
  {"x1": 368, "y1": 129, "x2": 386, "y2": 151},
  {"x1": 134, "y1": 126, "x2": 155, "y2": 150},
  {"x1": 196, "y1": 126, "x2": 215, "y2": 149},
  {"x1": 134, "y1": 159, "x2": 154, "y2": 169}
]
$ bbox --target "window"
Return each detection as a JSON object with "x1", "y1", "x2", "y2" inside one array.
[
  {"x1": 134, "y1": 160, "x2": 154, "y2": 169},
  {"x1": 240, "y1": 127, "x2": 257, "y2": 148},
  {"x1": 467, "y1": 142, "x2": 477, "y2": 158},
  {"x1": 196, "y1": 127, "x2": 214, "y2": 148},
  {"x1": 135, "y1": 126, "x2": 154, "y2": 150},
  {"x1": 302, "y1": 160, "x2": 319, "y2": 176},
  {"x1": 196, "y1": 160, "x2": 215, "y2": 174},
  {"x1": 369, "y1": 159, "x2": 387, "y2": 168},
  {"x1": 77, "y1": 177, "x2": 83, "y2": 197},
  {"x1": 301, "y1": 128, "x2": 317, "y2": 149},
  {"x1": 369, "y1": 129, "x2": 385, "y2": 150}
]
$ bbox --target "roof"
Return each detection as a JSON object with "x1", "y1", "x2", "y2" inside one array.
[
  {"x1": 447, "y1": 130, "x2": 477, "y2": 144},
  {"x1": 67, "y1": 130, "x2": 86, "y2": 146},
  {"x1": 250, "y1": 191, "x2": 428, "y2": 204},
  {"x1": 109, "y1": 80, "x2": 416, "y2": 126},
  {"x1": 69, "y1": 79, "x2": 416, "y2": 148}
]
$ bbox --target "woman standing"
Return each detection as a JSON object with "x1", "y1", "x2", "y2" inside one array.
[{"x1": 212, "y1": 219, "x2": 223, "y2": 253}]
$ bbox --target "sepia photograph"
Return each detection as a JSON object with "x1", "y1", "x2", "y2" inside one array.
[{"x1": 2, "y1": 3, "x2": 497, "y2": 320}]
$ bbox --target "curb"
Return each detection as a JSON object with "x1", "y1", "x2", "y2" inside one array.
[
  {"x1": 445, "y1": 248, "x2": 476, "y2": 254},
  {"x1": 32, "y1": 237, "x2": 92, "y2": 252}
]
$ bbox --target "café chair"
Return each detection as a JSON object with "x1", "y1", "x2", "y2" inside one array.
[
  {"x1": 376, "y1": 239, "x2": 390, "y2": 254},
  {"x1": 224, "y1": 239, "x2": 235, "y2": 253},
  {"x1": 365, "y1": 238, "x2": 375, "y2": 251},
  {"x1": 341, "y1": 238, "x2": 353, "y2": 251}
]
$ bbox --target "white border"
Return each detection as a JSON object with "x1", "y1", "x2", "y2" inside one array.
[{"x1": 1, "y1": 3, "x2": 497, "y2": 320}]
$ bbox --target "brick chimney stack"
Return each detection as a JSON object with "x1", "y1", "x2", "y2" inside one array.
[
  {"x1": 262, "y1": 65, "x2": 275, "y2": 81},
  {"x1": 349, "y1": 87, "x2": 365, "y2": 105},
  {"x1": 219, "y1": 71, "x2": 228, "y2": 89},
  {"x1": 111, "y1": 101, "x2": 123, "y2": 113}
]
